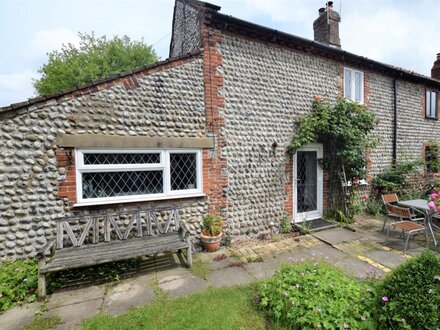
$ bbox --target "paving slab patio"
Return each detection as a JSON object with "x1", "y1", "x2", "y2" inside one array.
[
  {"x1": 46, "y1": 285, "x2": 106, "y2": 309},
  {"x1": 208, "y1": 266, "x2": 253, "y2": 287},
  {"x1": 158, "y1": 267, "x2": 207, "y2": 297},
  {"x1": 363, "y1": 250, "x2": 408, "y2": 269},
  {"x1": 102, "y1": 275, "x2": 156, "y2": 315},
  {"x1": 1, "y1": 215, "x2": 434, "y2": 329},
  {"x1": 1, "y1": 302, "x2": 41, "y2": 330},
  {"x1": 46, "y1": 298, "x2": 103, "y2": 330},
  {"x1": 312, "y1": 227, "x2": 364, "y2": 245}
]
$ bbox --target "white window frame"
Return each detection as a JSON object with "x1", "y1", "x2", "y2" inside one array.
[
  {"x1": 75, "y1": 148, "x2": 203, "y2": 206},
  {"x1": 426, "y1": 90, "x2": 438, "y2": 119},
  {"x1": 344, "y1": 67, "x2": 364, "y2": 104}
]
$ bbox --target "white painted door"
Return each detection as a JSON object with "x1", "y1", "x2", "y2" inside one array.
[{"x1": 293, "y1": 143, "x2": 323, "y2": 223}]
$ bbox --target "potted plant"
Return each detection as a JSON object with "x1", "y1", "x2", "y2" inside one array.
[{"x1": 200, "y1": 214, "x2": 225, "y2": 252}]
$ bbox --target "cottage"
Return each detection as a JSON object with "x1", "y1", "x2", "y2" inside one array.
[{"x1": 1, "y1": 0, "x2": 439, "y2": 259}]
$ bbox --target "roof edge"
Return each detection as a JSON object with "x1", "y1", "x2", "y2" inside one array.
[
  {"x1": 0, "y1": 50, "x2": 202, "y2": 115},
  {"x1": 207, "y1": 10, "x2": 440, "y2": 88}
]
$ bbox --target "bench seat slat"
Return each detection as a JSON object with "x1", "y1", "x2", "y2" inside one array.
[
  {"x1": 41, "y1": 235, "x2": 187, "y2": 273},
  {"x1": 53, "y1": 235, "x2": 183, "y2": 264}
]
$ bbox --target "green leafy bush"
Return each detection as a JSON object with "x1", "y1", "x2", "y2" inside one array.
[
  {"x1": 202, "y1": 214, "x2": 224, "y2": 236},
  {"x1": 279, "y1": 216, "x2": 291, "y2": 234},
  {"x1": 289, "y1": 99, "x2": 377, "y2": 220},
  {"x1": 375, "y1": 251, "x2": 440, "y2": 329},
  {"x1": 365, "y1": 197, "x2": 384, "y2": 216},
  {"x1": 259, "y1": 259, "x2": 376, "y2": 329},
  {"x1": 371, "y1": 159, "x2": 426, "y2": 199},
  {"x1": 0, "y1": 259, "x2": 38, "y2": 312}
]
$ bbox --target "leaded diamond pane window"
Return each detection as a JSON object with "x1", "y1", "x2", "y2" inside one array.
[
  {"x1": 76, "y1": 149, "x2": 202, "y2": 205},
  {"x1": 84, "y1": 153, "x2": 160, "y2": 165},
  {"x1": 170, "y1": 153, "x2": 197, "y2": 190},
  {"x1": 82, "y1": 171, "x2": 163, "y2": 198}
]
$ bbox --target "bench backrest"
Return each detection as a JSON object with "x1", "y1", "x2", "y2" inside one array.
[{"x1": 55, "y1": 205, "x2": 180, "y2": 249}]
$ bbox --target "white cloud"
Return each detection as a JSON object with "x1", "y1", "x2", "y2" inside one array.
[
  {"x1": 30, "y1": 28, "x2": 80, "y2": 57},
  {"x1": 0, "y1": 70, "x2": 38, "y2": 107},
  {"x1": 242, "y1": 0, "x2": 314, "y2": 23},
  {"x1": 341, "y1": 6, "x2": 440, "y2": 76},
  {"x1": 0, "y1": 28, "x2": 80, "y2": 107}
]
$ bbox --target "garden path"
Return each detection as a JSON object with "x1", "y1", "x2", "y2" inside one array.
[{"x1": 1, "y1": 216, "x2": 430, "y2": 330}]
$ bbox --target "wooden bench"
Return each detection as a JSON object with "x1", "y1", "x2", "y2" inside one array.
[{"x1": 36, "y1": 205, "x2": 192, "y2": 299}]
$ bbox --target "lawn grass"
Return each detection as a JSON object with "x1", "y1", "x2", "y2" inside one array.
[
  {"x1": 82, "y1": 285, "x2": 273, "y2": 330},
  {"x1": 23, "y1": 316, "x2": 62, "y2": 330}
]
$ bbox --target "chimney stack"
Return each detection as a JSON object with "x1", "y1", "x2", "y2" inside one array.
[
  {"x1": 432, "y1": 53, "x2": 440, "y2": 80},
  {"x1": 313, "y1": 1, "x2": 341, "y2": 48}
]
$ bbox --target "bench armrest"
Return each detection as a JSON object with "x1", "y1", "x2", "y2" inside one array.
[
  {"x1": 36, "y1": 239, "x2": 56, "y2": 259},
  {"x1": 179, "y1": 221, "x2": 191, "y2": 240}
]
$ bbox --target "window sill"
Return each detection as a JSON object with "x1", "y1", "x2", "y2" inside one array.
[
  {"x1": 73, "y1": 193, "x2": 206, "y2": 207},
  {"x1": 425, "y1": 116, "x2": 438, "y2": 120}
]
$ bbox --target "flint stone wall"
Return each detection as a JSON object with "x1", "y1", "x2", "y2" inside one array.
[
  {"x1": 170, "y1": 0, "x2": 203, "y2": 58},
  {"x1": 0, "y1": 58, "x2": 207, "y2": 259},
  {"x1": 219, "y1": 35, "x2": 341, "y2": 236},
  {"x1": 219, "y1": 34, "x2": 440, "y2": 236},
  {"x1": 396, "y1": 80, "x2": 440, "y2": 160}
]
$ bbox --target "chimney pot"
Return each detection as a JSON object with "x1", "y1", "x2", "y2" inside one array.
[
  {"x1": 432, "y1": 53, "x2": 440, "y2": 80},
  {"x1": 313, "y1": 2, "x2": 341, "y2": 48}
]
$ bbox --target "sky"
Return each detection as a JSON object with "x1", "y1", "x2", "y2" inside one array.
[{"x1": 1, "y1": 0, "x2": 439, "y2": 107}]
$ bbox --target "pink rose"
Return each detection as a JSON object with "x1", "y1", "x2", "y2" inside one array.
[
  {"x1": 431, "y1": 193, "x2": 439, "y2": 199},
  {"x1": 428, "y1": 201, "x2": 436, "y2": 209}
]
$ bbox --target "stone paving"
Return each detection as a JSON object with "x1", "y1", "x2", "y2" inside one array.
[{"x1": 1, "y1": 215, "x2": 434, "y2": 330}]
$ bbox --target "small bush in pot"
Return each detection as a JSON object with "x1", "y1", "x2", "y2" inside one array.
[{"x1": 200, "y1": 214, "x2": 225, "y2": 252}]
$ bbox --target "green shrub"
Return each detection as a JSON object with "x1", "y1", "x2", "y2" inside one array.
[
  {"x1": 202, "y1": 214, "x2": 224, "y2": 236},
  {"x1": 259, "y1": 259, "x2": 376, "y2": 329},
  {"x1": 0, "y1": 259, "x2": 38, "y2": 312},
  {"x1": 375, "y1": 251, "x2": 440, "y2": 329},
  {"x1": 279, "y1": 216, "x2": 291, "y2": 234},
  {"x1": 365, "y1": 197, "x2": 384, "y2": 216}
]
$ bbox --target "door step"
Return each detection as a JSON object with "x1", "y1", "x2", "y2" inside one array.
[{"x1": 293, "y1": 218, "x2": 339, "y2": 233}]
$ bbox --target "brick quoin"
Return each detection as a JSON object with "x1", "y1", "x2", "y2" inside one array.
[
  {"x1": 201, "y1": 23, "x2": 228, "y2": 218},
  {"x1": 56, "y1": 148, "x2": 77, "y2": 205},
  {"x1": 284, "y1": 155, "x2": 293, "y2": 218}
]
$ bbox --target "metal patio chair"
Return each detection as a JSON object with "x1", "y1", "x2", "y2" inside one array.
[
  {"x1": 381, "y1": 193, "x2": 416, "y2": 231},
  {"x1": 384, "y1": 204, "x2": 427, "y2": 253}
]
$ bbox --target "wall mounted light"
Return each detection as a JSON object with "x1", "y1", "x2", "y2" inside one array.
[{"x1": 271, "y1": 141, "x2": 278, "y2": 156}]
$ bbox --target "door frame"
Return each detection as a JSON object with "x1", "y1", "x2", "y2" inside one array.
[{"x1": 293, "y1": 143, "x2": 323, "y2": 223}]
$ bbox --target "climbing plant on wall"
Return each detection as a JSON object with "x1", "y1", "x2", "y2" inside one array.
[{"x1": 289, "y1": 97, "x2": 377, "y2": 220}]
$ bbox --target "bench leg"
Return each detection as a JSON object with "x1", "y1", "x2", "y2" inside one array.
[
  {"x1": 185, "y1": 234, "x2": 192, "y2": 268},
  {"x1": 404, "y1": 233, "x2": 411, "y2": 254},
  {"x1": 37, "y1": 257, "x2": 47, "y2": 300}
]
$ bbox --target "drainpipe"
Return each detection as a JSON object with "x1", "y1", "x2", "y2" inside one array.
[{"x1": 392, "y1": 78, "x2": 398, "y2": 165}]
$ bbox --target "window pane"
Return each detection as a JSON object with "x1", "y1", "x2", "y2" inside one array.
[
  {"x1": 83, "y1": 153, "x2": 160, "y2": 165},
  {"x1": 426, "y1": 91, "x2": 431, "y2": 116},
  {"x1": 431, "y1": 92, "x2": 437, "y2": 117},
  {"x1": 82, "y1": 171, "x2": 163, "y2": 198},
  {"x1": 355, "y1": 71, "x2": 362, "y2": 102},
  {"x1": 344, "y1": 69, "x2": 352, "y2": 99},
  {"x1": 170, "y1": 153, "x2": 197, "y2": 191}
]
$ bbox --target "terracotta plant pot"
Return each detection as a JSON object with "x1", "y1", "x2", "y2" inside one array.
[{"x1": 200, "y1": 231, "x2": 223, "y2": 252}]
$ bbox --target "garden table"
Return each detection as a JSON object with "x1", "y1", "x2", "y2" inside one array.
[{"x1": 398, "y1": 199, "x2": 438, "y2": 248}]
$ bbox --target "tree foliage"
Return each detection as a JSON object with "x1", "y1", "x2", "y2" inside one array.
[
  {"x1": 290, "y1": 98, "x2": 377, "y2": 219},
  {"x1": 33, "y1": 33, "x2": 158, "y2": 96}
]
